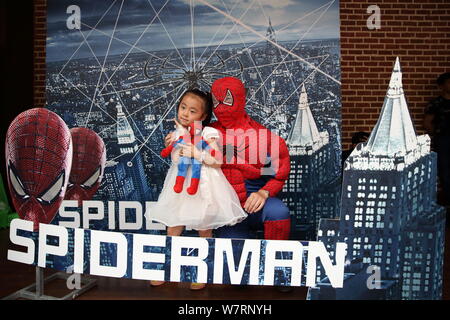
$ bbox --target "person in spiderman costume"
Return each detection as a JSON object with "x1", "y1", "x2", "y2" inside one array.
[
  {"x1": 5, "y1": 108, "x2": 73, "y2": 231},
  {"x1": 209, "y1": 77, "x2": 291, "y2": 240},
  {"x1": 161, "y1": 122, "x2": 216, "y2": 195},
  {"x1": 65, "y1": 127, "x2": 106, "y2": 204}
]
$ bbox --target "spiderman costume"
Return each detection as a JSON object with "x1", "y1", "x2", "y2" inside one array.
[{"x1": 209, "y1": 77, "x2": 291, "y2": 240}]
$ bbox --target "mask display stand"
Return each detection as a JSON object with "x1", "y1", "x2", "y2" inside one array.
[{"x1": 2, "y1": 267, "x2": 97, "y2": 300}]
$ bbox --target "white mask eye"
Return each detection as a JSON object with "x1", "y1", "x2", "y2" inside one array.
[
  {"x1": 223, "y1": 89, "x2": 234, "y2": 106},
  {"x1": 9, "y1": 165, "x2": 27, "y2": 198},
  {"x1": 81, "y1": 167, "x2": 101, "y2": 188},
  {"x1": 212, "y1": 94, "x2": 220, "y2": 109},
  {"x1": 38, "y1": 172, "x2": 65, "y2": 204}
]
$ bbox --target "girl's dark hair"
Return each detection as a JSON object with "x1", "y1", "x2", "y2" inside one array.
[{"x1": 177, "y1": 89, "x2": 213, "y2": 127}]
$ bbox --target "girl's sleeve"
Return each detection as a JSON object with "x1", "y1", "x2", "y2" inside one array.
[
  {"x1": 202, "y1": 127, "x2": 220, "y2": 140},
  {"x1": 200, "y1": 127, "x2": 222, "y2": 166}
]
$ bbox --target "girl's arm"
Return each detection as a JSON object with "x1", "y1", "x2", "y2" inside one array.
[
  {"x1": 179, "y1": 138, "x2": 222, "y2": 168},
  {"x1": 161, "y1": 138, "x2": 183, "y2": 158},
  {"x1": 200, "y1": 138, "x2": 222, "y2": 168}
]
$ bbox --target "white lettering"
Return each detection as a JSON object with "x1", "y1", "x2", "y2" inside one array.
[
  {"x1": 38, "y1": 223, "x2": 68, "y2": 267},
  {"x1": 264, "y1": 240, "x2": 303, "y2": 286},
  {"x1": 214, "y1": 239, "x2": 260, "y2": 285},
  {"x1": 306, "y1": 242, "x2": 347, "y2": 288},
  {"x1": 119, "y1": 201, "x2": 142, "y2": 230},
  {"x1": 82, "y1": 200, "x2": 104, "y2": 229},
  {"x1": 7, "y1": 219, "x2": 35, "y2": 265},
  {"x1": 108, "y1": 201, "x2": 115, "y2": 230},
  {"x1": 170, "y1": 236, "x2": 208, "y2": 283},
  {"x1": 73, "y1": 228, "x2": 84, "y2": 273},
  {"x1": 132, "y1": 234, "x2": 166, "y2": 281},
  {"x1": 90, "y1": 229, "x2": 127, "y2": 278},
  {"x1": 59, "y1": 200, "x2": 80, "y2": 228}
]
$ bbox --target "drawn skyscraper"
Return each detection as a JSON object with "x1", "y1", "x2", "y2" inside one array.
[
  {"x1": 115, "y1": 103, "x2": 152, "y2": 202},
  {"x1": 282, "y1": 84, "x2": 340, "y2": 240},
  {"x1": 101, "y1": 160, "x2": 135, "y2": 201},
  {"x1": 265, "y1": 17, "x2": 277, "y2": 57},
  {"x1": 310, "y1": 58, "x2": 446, "y2": 300}
]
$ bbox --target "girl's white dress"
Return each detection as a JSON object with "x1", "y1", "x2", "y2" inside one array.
[{"x1": 150, "y1": 126, "x2": 247, "y2": 230}]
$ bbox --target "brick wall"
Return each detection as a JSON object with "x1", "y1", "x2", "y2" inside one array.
[
  {"x1": 32, "y1": 0, "x2": 450, "y2": 149},
  {"x1": 340, "y1": 0, "x2": 450, "y2": 148},
  {"x1": 33, "y1": 0, "x2": 47, "y2": 108}
]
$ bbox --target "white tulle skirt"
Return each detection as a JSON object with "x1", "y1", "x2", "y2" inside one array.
[{"x1": 149, "y1": 160, "x2": 247, "y2": 231}]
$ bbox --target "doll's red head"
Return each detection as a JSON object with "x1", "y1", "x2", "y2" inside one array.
[
  {"x1": 65, "y1": 127, "x2": 106, "y2": 204},
  {"x1": 5, "y1": 108, "x2": 72, "y2": 231},
  {"x1": 211, "y1": 77, "x2": 246, "y2": 128}
]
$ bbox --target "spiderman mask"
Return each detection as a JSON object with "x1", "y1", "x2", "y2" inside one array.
[
  {"x1": 211, "y1": 77, "x2": 247, "y2": 129},
  {"x1": 65, "y1": 127, "x2": 106, "y2": 204},
  {"x1": 5, "y1": 108, "x2": 72, "y2": 231}
]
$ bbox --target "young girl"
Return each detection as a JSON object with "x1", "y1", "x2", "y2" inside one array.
[{"x1": 150, "y1": 89, "x2": 247, "y2": 290}]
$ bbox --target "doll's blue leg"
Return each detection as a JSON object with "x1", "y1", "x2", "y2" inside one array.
[
  {"x1": 187, "y1": 158, "x2": 201, "y2": 195},
  {"x1": 177, "y1": 156, "x2": 190, "y2": 177},
  {"x1": 191, "y1": 159, "x2": 201, "y2": 179}
]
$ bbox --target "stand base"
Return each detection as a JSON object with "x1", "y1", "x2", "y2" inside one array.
[{"x1": 2, "y1": 272, "x2": 97, "y2": 300}]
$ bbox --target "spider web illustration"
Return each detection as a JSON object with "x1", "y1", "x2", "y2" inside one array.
[{"x1": 45, "y1": 0, "x2": 341, "y2": 202}]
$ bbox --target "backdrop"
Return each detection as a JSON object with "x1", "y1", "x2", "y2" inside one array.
[{"x1": 45, "y1": 0, "x2": 342, "y2": 239}]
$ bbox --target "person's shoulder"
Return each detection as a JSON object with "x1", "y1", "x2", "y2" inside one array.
[
  {"x1": 208, "y1": 121, "x2": 220, "y2": 129},
  {"x1": 249, "y1": 118, "x2": 281, "y2": 136},
  {"x1": 248, "y1": 117, "x2": 268, "y2": 132}
]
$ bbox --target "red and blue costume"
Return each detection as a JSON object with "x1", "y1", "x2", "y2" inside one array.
[
  {"x1": 161, "y1": 123, "x2": 216, "y2": 195},
  {"x1": 209, "y1": 77, "x2": 291, "y2": 240}
]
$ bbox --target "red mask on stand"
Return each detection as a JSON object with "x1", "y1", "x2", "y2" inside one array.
[
  {"x1": 65, "y1": 127, "x2": 106, "y2": 204},
  {"x1": 5, "y1": 108, "x2": 72, "y2": 231}
]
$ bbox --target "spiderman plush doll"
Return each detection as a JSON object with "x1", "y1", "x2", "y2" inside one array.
[
  {"x1": 161, "y1": 122, "x2": 216, "y2": 195},
  {"x1": 210, "y1": 77, "x2": 291, "y2": 240}
]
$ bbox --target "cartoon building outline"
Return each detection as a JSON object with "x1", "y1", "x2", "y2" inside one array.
[
  {"x1": 282, "y1": 84, "x2": 341, "y2": 240},
  {"x1": 310, "y1": 58, "x2": 446, "y2": 300},
  {"x1": 114, "y1": 102, "x2": 152, "y2": 203}
]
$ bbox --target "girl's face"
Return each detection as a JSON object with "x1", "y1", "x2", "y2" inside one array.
[{"x1": 177, "y1": 93, "x2": 207, "y2": 127}]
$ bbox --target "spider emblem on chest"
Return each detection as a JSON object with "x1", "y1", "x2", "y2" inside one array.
[{"x1": 222, "y1": 141, "x2": 249, "y2": 163}]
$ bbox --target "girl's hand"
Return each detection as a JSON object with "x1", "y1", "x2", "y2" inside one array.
[
  {"x1": 173, "y1": 118, "x2": 184, "y2": 130},
  {"x1": 179, "y1": 143, "x2": 200, "y2": 159},
  {"x1": 244, "y1": 190, "x2": 269, "y2": 214},
  {"x1": 164, "y1": 132, "x2": 175, "y2": 147}
]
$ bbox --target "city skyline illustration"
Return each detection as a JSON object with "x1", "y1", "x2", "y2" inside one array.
[{"x1": 45, "y1": 0, "x2": 342, "y2": 237}]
